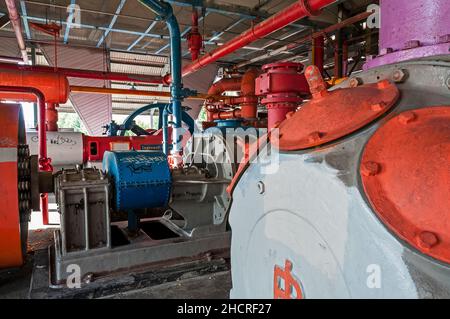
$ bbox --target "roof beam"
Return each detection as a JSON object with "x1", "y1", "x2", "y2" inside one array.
[
  {"x1": 97, "y1": 0, "x2": 127, "y2": 47},
  {"x1": 19, "y1": 1, "x2": 31, "y2": 39},
  {"x1": 166, "y1": 0, "x2": 267, "y2": 19},
  {"x1": 64, "y1": 0, "x2": 77, "y2": 44},
  {"x1": 127, "y1": 20, "x2": 158, "y2": 51}
]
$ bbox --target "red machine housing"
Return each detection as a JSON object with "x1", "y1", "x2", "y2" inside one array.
[
  {"x1": 83, "y1": 130, "x2": 166, "y2": 163},
  {"x1": 256, "y1": 62, "x2": 310, "y2": 130}
]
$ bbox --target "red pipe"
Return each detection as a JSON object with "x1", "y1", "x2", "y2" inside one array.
[
  {"x1": 0, "y1": 62, "x2": 164, "y2": 85},
  {"x1": 46, "y1": 103, "x2": 58, "y2": 132},
  {"x1": 313, "y1": 35, "x2": 325, "y2": 75},
  {"x1": 165, "y1": 0, "x2": 336, "y2": 83},
  {"x1": 5, "y1": 0, "x2": 29, "y2": 63},
  {"x1": 239, "y1": 68, "x2": 259, "y2": 119},
  {"x1": 206, "y1": 77, "x2": 242, "y2": 121},
  {"x1": 0, "y1": 86, "x2": 51, "y2": 225},
  {"x1": 187, "y1": 8, "x2": 202, "y2": 61}
]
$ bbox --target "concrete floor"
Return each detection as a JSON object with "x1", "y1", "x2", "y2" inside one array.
[{"x1": 0, "y1": 208, "x2": 232, "y2": 299}]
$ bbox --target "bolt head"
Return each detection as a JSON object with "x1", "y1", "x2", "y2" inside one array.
[
  {"x1": 308, "y1": 131, "x2": 323, "y2": 143},
  {"x1": 417, "y1": 231, "x2": 439, "y2": 249},
  {"x1": 361, "y1": 161, "x2": 381, "y2": 176},
  {"x1": 398, "y1": 111, "x2": 417, "y2": 124},
  {"x1": 371, "y1": 102, "x2": 386, "y2": 111},
  {"x1": 392, "y1": 69, "x2": 408, "y2": 83},
  {"x1": 349, "y1": 77, "x2": 362, "y2": 88},
  {"x1": 285, "y1": 111, "x2": 295, "y2": 119},
  {"x1": 377, "y1": 80, "x2": 391, "y2": 90}
]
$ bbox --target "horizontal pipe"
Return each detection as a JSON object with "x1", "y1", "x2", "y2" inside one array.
[
  {"x1": 70, "y1": 85, "x2": 215, "y2": 101},
  {"x1": 0, "y1": 62, "x2": 164, "y2": 84},
  {"x1": 0, "y1": 55, "x2": 23, "y2": 64},
  {"x1": 165, "y1": 0, "x2": 336, "y2": 83},
  {"x1": 235, "y1": 10, "x2": 372, "y2": 69}
]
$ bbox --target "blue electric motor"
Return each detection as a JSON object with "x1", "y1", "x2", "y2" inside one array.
[{"x1": 103, "y1": 151, "x2": 172, "y2": 211}]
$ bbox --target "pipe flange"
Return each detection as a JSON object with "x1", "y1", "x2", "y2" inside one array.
[{"x1": 299, "y1": 0, "x2": 321, "y2": 17}]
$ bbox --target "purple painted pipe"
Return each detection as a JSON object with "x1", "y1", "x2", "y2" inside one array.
[{"x1": 365, "y1": 0, "x2": 450, "y2": 69}]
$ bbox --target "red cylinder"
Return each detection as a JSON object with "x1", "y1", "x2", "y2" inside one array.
[
  {"x1": 46, "y1": 103, "x2": 58, "y2": 132},
  {"x1": 256, "y1": 62, "x2": 308, "y2": 130},
  {"x1": 0, "y1": 70, "x2": 69, "y2": 103}
]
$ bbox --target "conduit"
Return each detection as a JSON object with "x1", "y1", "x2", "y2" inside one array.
[
  {"x1": 164, "y1": 0, "x2": 336, "y2": 83},
  {"x1": 5, "y1": 0, "x2": 29, "y2": 64}
]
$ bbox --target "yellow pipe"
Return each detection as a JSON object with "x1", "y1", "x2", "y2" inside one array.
[{"x1": 70, "y1": 85, "x2": 214, "y2": 101}]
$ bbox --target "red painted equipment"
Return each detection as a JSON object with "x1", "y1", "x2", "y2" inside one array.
[
  {"x1": 0, "y1": 104, "x2": 27, "y2": 267},
  {"x1": 82, "y1": 131, "x2": 165, "y2": 163},
  {"x1": 206, "y1": 69, "x2": 259, "y2": 122},
  {"x1": 276, "y1": 65, "x2": 400, "y2": 150},
  {"x1": 256, "y1": 62, "x2": 309, "y2": 130},
  {"x1": 0, "y1": 69, "x2": 69, "y2": 103},
  {"x1": 46, "y1": 103, "x2": 58, "y2": 132},
  {"x1": 0, "y1": 62, "x2": 163, "y2": 85},
  {"x1": 187, "y1": 8, "x2": 203, "y2": 61},
  {"x1": 164, "y1": 0, "x2": 336, "y2": 83},
  {"x1": 361, "y1": 106, "x2": 450, "y2": 264}
]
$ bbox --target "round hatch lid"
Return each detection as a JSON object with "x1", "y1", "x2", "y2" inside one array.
[
  {"x1": 360, "y1": 106, "x2": 450, "y2": 264},
  {"x1": 277, "y1": 65, "x2": 400, "y2": 151}
]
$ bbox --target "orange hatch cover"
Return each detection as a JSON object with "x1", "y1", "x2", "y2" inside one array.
[
  {"x1": 360, "y1": 106, "x2": 450, "y2": 264},
  {"x1": 277, "y1": 65, "x2": 400, "y2": 151}
]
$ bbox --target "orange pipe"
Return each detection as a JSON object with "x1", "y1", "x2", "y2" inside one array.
[
  {"x1": 240, "y1": 68, "x2": 259, "y2": 119},
  {"x1": 70, "y1": 85, "x2": 213, "y2": 101},
  {"x1": 212, "y1": 109, "x2": 242, "y2": 120},
  {"x1": 0, "y1": 70, "x2": 69, "y2": 103}
]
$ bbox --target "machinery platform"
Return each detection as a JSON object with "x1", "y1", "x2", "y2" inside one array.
[{"x1": 29, "y1": 248, "x2": 231, "y2": 299}]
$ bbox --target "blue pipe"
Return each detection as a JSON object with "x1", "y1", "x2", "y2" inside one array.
[
  {"x1": 139, "y1": 0, "x2": 184, "y2": 157},
  {"x1": 162, "y1": 105, "x2": 170, "y2": 155},
  {"x1": 119, "y1": 103, "x2": 167, "y2": 136}
]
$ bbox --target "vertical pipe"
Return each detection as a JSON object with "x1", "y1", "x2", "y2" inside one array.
[
  {"x1": 0, "y1": 86, "x2": 51, "y2": 225},
  {"x1": 162, "y1": 105, "x2": 169, "y2": 155},
  {"x1": 46, "y1": 103, "x2": 58, "y2": 131},
  {"x1": 139, "y1": 0, "x2": 184, "y2": 165},
  {"x1": 312, "y1": 35, "x2": 325, "y2": 75},
  {"x1": 342, "y1": 40, "x2": 348, "y2": 77}
]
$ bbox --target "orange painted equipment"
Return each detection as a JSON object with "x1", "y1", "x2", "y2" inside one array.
[
  {"x1": 0, "y1": 69, "x2": 69, "y2": 103},
  {"x1": 277, "y1": 65, "x2": 400, "y2": 151},
  {"x1": 360, "y1": 106, "x2": 450, "y2": 264},
  {"x1": 0, "y1": 104, "x2": 25, "y2": 268}
]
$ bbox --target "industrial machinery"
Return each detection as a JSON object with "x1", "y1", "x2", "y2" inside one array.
[{"x1": 229, "y1": 0, "x2": 450, "y2": 298}]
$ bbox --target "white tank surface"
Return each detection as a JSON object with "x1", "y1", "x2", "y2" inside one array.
[{"x1": 26, "y1": 131, "x2": 84, "y2": 167}]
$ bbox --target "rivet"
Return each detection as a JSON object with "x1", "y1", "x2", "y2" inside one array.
[
  {"x1": 371, "y1": 102, "x2": 386, "y2": 111},
  {"x1": 286, "y1": 111, "x2": 295, "y2": 119},
  {"x1": 398, "y1": 111, "x2": 417, "y2": 124},
  {"x1": 377, "y1": 80, "x2": 390, "y2": 89},
  {"x1": 361, "y1": 161, "x2": 381, "y2": 176},
  {"x1": 349, "y1": 77, "x2": 362, "y2": 88},
  {"x1": 308, "y1": 131, "x2": 323, "y2": 143},
  {"x1": 417, "y1": 231, "x2": 439, "y2": 249}
]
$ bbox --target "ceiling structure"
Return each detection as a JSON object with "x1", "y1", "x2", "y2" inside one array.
[{"x1": 0, "y1": 0, "x2": 376, "y2": 133}]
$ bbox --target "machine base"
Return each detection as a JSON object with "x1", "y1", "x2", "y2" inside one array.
[
  {"x1": 51, "y1": 218, "x2": 231, "y2": 285},
  {"x1": 30, "y1": 248, "x2": 231, "y2": 299}
]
